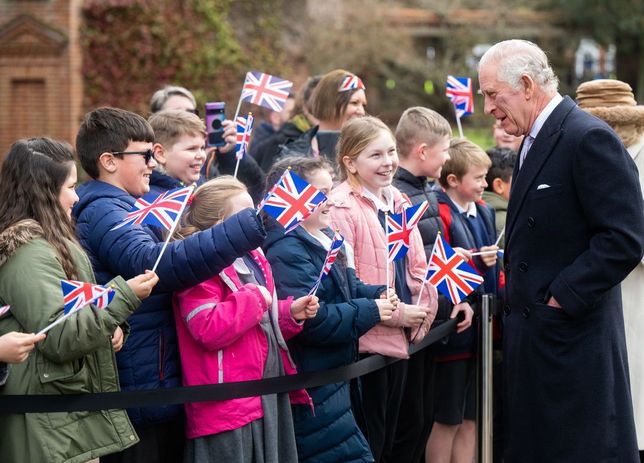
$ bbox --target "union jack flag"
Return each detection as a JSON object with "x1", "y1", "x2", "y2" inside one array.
[
  {"x1": 309, "y1": 232, "x2": 344, "y2": 295},
  {"x1": 426, "y1": 235, "x2": 484, "y2": 304},
  {"x1": 259, "y1": 169, "x2": 326, "y2": 232},
  {"x1": 236, "y1": 113, "x2": 254, "y2": 161},
  {"x1": 339, "y1": 74, "x2": 365, "y2": 92},
  {"x1": 446, "y1": 75, "x2": 474, "y2": 118},
  {"x1": 112, "y1": 185, "x2": 194, "y2": 231},
  {"x1": 241, "y1": 71, "x2": 293, "y2": 112},
  {"x1": 0, "y1": 305, "x2": 10, "y2": 317},
  {"x1": 61, "y1": 280, "x2": 115, "y2": 315},
  {"x1": 386, "y1": 201, "x2": 429, "y2": 262},
  {"x1": 320, "y1": 232, "x2": 344, "y2": 279}
]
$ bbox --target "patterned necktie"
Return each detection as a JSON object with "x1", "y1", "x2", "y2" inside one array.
[{"x1": 519, "y1": 135, "x2": 535, "y2": 169}]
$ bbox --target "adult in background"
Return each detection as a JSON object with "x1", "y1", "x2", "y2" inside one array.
[
  {"x1": 149, "y1": 85, "x2": 265, "y2": 202},
  {"x1": 278, "y1": 69, "x2": 366, "y2": 162},
  {"x1": 491, "y1": 119, "x2": 523, "y2": 151},
  {"x1": 251, "y1": 76, "x2": 321, "y2": 173},
  {"x1": 249, "y1": 93, "x2": 296, "y2": 156},
  {"x1": 150, "y1": 85, "x2": 199, "y2": 115},
  {"x1": 577, "y1": 78, "x2": 644, "y2": 462},
  {"x1": 478, "y1": 39, "x2": 644, "y2": 462}
]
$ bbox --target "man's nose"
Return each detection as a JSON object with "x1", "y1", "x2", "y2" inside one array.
[{"x1": 483, "y1": 96, "x2": 495, "y2": 115}]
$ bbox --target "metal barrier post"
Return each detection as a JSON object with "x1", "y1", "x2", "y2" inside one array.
[{"x1": 477, "y1": 293, "x2": 494, "y2": 463}]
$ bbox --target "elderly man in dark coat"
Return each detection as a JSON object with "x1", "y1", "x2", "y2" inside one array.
[{"x1": 478, "y1": 39, "x2": 644, "y2": 462}]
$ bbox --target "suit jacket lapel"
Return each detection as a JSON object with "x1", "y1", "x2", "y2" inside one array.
[{"x1": 505, "y1": 96, "x2": 576, "y2": 249}]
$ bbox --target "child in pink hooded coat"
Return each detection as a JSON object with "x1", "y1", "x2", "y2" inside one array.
[{"x1": 173, "y1": 176, "x2": 318, "y2": 463}]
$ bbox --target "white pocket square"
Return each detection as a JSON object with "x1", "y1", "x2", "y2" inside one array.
[{"x1": 536, "y1": 184, "x2": 551, "y2": 190}]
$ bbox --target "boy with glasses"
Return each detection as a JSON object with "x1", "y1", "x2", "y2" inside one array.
[{"x1": 73, "y1": 107, "x2": 267, "y2": 463}]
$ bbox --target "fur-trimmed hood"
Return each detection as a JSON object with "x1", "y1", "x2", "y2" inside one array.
[
  {"x1": 0, "y1": 219, "x2": 43, "y2": 267},
  {"x1": 585, "y1": 105, "x2": 644, "y2": 129}
]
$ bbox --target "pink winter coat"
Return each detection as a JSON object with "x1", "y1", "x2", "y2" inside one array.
[
  {"x1": 329, "y1": 181, "x2": 438, "y2": 359},
  {"x1": 173, "y1": 249, "x2": 309, "y2": 439}
]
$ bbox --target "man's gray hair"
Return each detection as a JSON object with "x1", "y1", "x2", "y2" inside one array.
[
  {"x1": 149, "y1": 85, "x2": 197, "y2": 113},
  {"x1": 479, "y1": 40, "x2": 559, "y2": 94}
]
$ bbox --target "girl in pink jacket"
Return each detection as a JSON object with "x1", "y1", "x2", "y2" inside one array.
[
  {"x1": 173, "y1": 176, "x2": 318, "y2": 463},
  {"x1": 329, "y1": 116, "x2": 438, "y2": 463}
]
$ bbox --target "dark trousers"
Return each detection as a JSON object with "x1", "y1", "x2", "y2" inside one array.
[
  {"x1": 391, "y1": 346, "x2": 437, "y2": 463},
  {"x1": 102, "y1": 418, "x2": 184, "y2": 463},
  {"x1": 356, "y1": 358, "x2": 408, "y2": 463}
]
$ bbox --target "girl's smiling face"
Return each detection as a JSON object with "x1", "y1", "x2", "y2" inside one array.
[{"x1": 343, "y1": 129, "x2": 398, "y2": 198}]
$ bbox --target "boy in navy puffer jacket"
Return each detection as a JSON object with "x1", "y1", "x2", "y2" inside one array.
[{"x1": 73, "y1": 107, "x2": 266, "y2": 463}]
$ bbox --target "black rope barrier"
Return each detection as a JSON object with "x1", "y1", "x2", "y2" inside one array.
[{"x1": 0, "y1": 317, "x2": 458, "y2": 414}]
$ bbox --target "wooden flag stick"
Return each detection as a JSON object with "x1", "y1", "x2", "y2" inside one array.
[
  {"x1": 470, "y1": 249, "x2": 499, "y2": 256},
  {"x1": 233, "y1": 112, "x2": 252, "y2": 179},
  {"x1": 416, "y1": 231, "x2": 441, "y2": 306},
  {"x1": 494, "y1": 228, "x2": 505, "y2": 247},
  {"x1": 384, "y1": 211, "x2": 390, "y2": 300},
  {"x1": 455, "y1": 112, "x2": 464, "y2": 139}
]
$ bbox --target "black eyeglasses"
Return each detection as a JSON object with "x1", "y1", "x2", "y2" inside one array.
[
  {"x1": 186, "y1": 108, "x2": 200, "y2": 116},
  {"x1": 111, "y1": 149, "x2": 156, "y2": 163}
]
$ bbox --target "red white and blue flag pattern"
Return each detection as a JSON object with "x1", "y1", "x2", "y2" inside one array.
[
  {"x1": 309, "y1": 231, "x2": 344, "y2": 295},
  {"x1": 241, "y1": 71, "x2": 293, "y2": 112},
  {"x1": 339, "y1": 74, "x2": 365, "y2": 92},
  {"x1": 236, "y1": 113, "x2": 254, "y2": 161},
  {"x1": 259, "y1": 169, "x2": 326, "y2": 232},
  {"x1": 426, "y1": 235, "x2": 484, "y2": 304},
  {"x1": 61, "y1": 280, "x2": 115, "y2": 315},
  {"x1": 386, "y1": 201, "x2": 429, "y2": 262},
  {"x1": 320, "y1": 232, "x2": 344, "y2": 278},
  {"x1": 112, "y1": 185, "x2": 194, "y2": 231},
  {"x1": 446, "y1": 75, "x2": 474, "y2": 118}
]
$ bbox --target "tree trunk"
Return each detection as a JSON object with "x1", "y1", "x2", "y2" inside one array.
[{"x1": 616, "y1": 34, "x2": 643, "y2": 101}]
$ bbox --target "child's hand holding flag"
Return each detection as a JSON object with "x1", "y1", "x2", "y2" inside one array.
[{"x1": 291, "y1": 295, "x2": 319, "y2": 321}]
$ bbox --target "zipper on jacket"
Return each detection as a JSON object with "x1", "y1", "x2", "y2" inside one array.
[
  {"x1": 217, "y1": 349, "x2": 223, "y2": 383},
  {"x1": 159, "y1": 330, "x2": 165, "y2": 382}
]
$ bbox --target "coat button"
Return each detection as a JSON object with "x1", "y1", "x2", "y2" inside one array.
[
  {"x1": 503, "y1": 305, "x2": 511, "y2": 316},
  {"x1": 527, "y1": 217, "x2": 536, "y2": 228},
  {"x1": 519, "y1": 261, "x2": 528, "y2": 272},
  {"x1": 129, "y1": 434, "x2": 136, "y2": 441},
  {"x1": 522, "y1": 307, "x2": 531, "y2": 318}
]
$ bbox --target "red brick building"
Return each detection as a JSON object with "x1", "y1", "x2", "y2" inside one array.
[{"x1": 0, "y1": 0, "x2": 82, "y2": 164}]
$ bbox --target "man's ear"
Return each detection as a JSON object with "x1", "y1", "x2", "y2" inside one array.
[
  {"x1": 152, "y1": 143, "x2": 167, "y2": 166},
  {"x1": 98, "y1": 152, "x2": 118, "y2": 174},
  {"x1": 522, "y1": 74, "x2": 535, "y2": 99},
  {"x1": 492, "y1": 177, "x2": 505, "y2": 195}
]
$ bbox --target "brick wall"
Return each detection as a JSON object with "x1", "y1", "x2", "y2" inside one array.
[{"x1": 0, "y1": 0, "x2": 82, "y2": 165}]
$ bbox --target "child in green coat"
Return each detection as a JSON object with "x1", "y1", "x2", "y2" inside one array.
[{"x1": 0, "y1": 138, "x2": 158, "y2": 463}]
